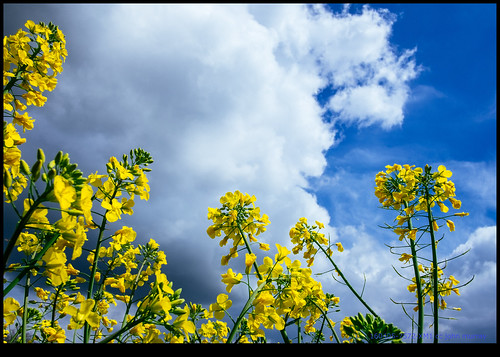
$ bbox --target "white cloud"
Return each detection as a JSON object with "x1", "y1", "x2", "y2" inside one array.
[{"x1": 5, "y1": 4, "x2": 420, "y2": 305}]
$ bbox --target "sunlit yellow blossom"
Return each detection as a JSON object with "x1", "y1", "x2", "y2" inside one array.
[
  {"x1": 54, "y1": 175, "x2": 76, "y2": 210},
  {"x1": 449, "y1": 275, "x2": 460, "y2": 286},
  {"x1": 275, "y1": 243, "x2": 291, "y2": 262},
  {"x1": 259, "y1": 242, "x2": 270, "y2": 251},
  {"x1": 446, "y1": 220, "x2": 455, "y2": 232},
  {"x1": 3, "y1": 297, "x2": 21, "y2": 326},
  {"x1": 63, "y1": 299, "x2": 101, "y2": 330},
  {"x1": 79, "y1": 184, "x2": 94, "y2": 225},
  {"x1": 101, "y1": 198, "x2": 122, "y2": 222},
  {"x1": 399, "y1": 253, "x2": 413, "y2": 264},
  {"x1": 209, "y1": 294, "x2": 232, "y2": 320},
  {"x1": 172, "y1": 304, "x2": 196, "y2": 340},
  {"x1": 42, "y1": 246, "x2": 68, "y2": 286},
  {"x1": 221, "y1": 268, "x2": 242, "y2": 293},
  {"x1": 13, "y1": 111, "x2": 35, "y2": 131},
  {"x1": 43, "y1": 325, "x2": 66, "y2": 343},
  {"x1": 245, "y1": 253, "x2": 257, "y2": 274}
]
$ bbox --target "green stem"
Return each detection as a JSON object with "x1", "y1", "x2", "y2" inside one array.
[
  {"x1": 236, "y1": 222, "x2": 263, "y2": 281},
  {"x1": 21, "y1": 270, "x2": 31, "y2": 343},
  {"x1": 311, "y1": 299, "x2": 340, "y2": 343},
  {"x1": 226, "y1": 279, "x2": 268, "y2": 344},
  {"x1": 425, "y1": 195, "x2": 439, "y2": 344},
  {"x1": 83, "y1": 215, "x2": 107, "y2": 343},
  {"x1": 313, "y1": 239, "x2": 379, "y2": 318},
  {"x1": 3, "y1": 188, "x2": 51, "y2": 269},
  {"x1": 235, "y1": 222, "x2": 291, "y2": 343},
  {"x1": 4, "y1": 231, "x2": 59, "y2": 296},
  {"x1": 83, "y1": 181, "x2": 121, "y2": 343},
  {"x1": 404, "y1": 202, "x2": 424, "y2": 343}
]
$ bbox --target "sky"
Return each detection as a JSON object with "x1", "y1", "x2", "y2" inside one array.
[{"x1": 3, "y1": 3, "x2": 496, "y2": 343}]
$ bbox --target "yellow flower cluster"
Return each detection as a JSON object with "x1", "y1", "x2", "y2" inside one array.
[
  {"x1": 375, "y1": 164, "x2": 470, "y2": 342},
  {"x1": 289, "y1": 217, "x2": 343, "y2": 267},
  {"x1": 207, "y1": 190, "x2": 270, "y2": 266},
  {"x1": 205, "y1": 192, "x2": 343, "y2": 343},
  {"x1": 375, "y1": 164, "x2": 468, "y2": 241},
  {"x1": 407, "y1": 264, "x2": 461, "y2": 311},
  {"x1": 3, "y1": 20, "x2": 67, "y2": 203}
]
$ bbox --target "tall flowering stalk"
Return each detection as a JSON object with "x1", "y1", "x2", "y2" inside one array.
[
  {"x1": 206, "y1": 191, "x2": 403, "y2": 343},
  {"x1": 375, "y1": 164, "x2": 473, "y2": 343}
]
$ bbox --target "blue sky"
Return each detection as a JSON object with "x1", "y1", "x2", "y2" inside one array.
[{"x1": 3, "y1": 4, "x2": 496, "y2": 343}]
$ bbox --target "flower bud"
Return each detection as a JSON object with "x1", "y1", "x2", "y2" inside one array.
[
  {"x1": 47, "y1": 168, "x2": 56, "y2": 180},
  {"x1": 4, "y1": 169, "x2": 12, "y2": 188},
  {"x1": 20, "y1": 159, "x2": 31, "y2": 176},
  {"x1": 174, "y1": 288, "x2": 182, "y2": 298},
  {"x1": 37, "y1": 148, "x2": 45, "y2": 163},
  {"x1": 66, "y1": 163, "x2": 78, "y2": 172},
  {"x1": 171, "y1": 307, "x2": 187, "y2": 315},
  {"x1": 67, "y1": 209, "x2": 84, "y2": 216},
  {"x1": 54, "y1": 151, "x2": 63, "y2": 165},
  {"x1": 60, "y1": 154, "x2": 69, "y2": 168},
  {"x1": 31, "y1": 159, "x2": 43, "y2": 182},
  {"x1": 170, "y1": 298, "x2": 185, "y2": 307}
]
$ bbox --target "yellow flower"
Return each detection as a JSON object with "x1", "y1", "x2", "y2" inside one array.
[
  {"x1": 112, "y1": 226, "x2": 137, "y2": 249},
  {"x1": 446, "y1": 220, "x2": 455, "y2": 232},
  {"x1": 399, "y1": 253, "x2": 413, "y2": 264},
  {"x1": 449, "y1": 275, "x2": 460, "y2": 286},
  {"x1": 435, "y1": 165, "x2": 452, "y2": 183},
  {"x1": 13, "y1": 111, "x2": 35, "y2": 132},
  {"x1": 79, "y1": 184, "x2": 94, "y2": 225},
  {"x1": 3, "y1": 297, "x2": 21, "y2": 326},
  {"x1": 54, "y1": 175, "x2": 76, "y2": 210},
  {"x1": 172, "y1": 304, "x2": 196, "y2": 340},
  {"x1": 63, "y1": 299, "x2": 101, "y2": 330},
  {"x1": 101, "y1": 198, "x2": 122, "y2": 222},
  {"x1": 437, "y1": 201, "x2": 449, "y2": 213},
  {"x1": 275, "y1": 243, "x2": 291, "y2": 262},
  {"x1": 41, "y1": 246, "x2": 68, "y2": 286},
  {"x1": 209, "y1": 294, "x2": 232, "y2": 320},
  {"x1": 245, "y1": 253, "x2": 257, "y2": 274},
  {"x1": 43, "y1": 325, "x2": 66, "y2": 343},
  {"x1": 259, "y1": 242, "x2": 270, "y2": 251},
  {"x1": 253, "y1": 290, "x2": 274, "y2": 307},
  {"x1": 221, "y1": 268, "x2": 242, "y2": 293}
]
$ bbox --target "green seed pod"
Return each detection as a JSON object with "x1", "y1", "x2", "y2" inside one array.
[
  {"x1": 20, "y1": 159, "x2": 31, "y2": 176},
  {"x1": 31, "y1": 159, "x2": 43, "y2": 182},
  {"x1": 37, "y1": 148, "x2": 45, "y2": 163}
]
